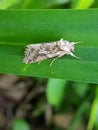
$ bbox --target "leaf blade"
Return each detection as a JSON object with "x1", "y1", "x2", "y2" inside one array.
[{"x1": 0, "y1": 9, "x2": 98, "y2": 83}]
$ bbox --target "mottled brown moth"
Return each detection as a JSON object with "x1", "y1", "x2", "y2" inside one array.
[{"x1": 23, "y1": 38, "x2": 80, "y2": 66}]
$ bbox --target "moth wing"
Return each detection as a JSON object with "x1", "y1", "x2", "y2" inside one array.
[
  {"x1": 23, "y1": 44, "x2": 50, "y2": 64},
  {"x1": 23, "y1": 44, "x2": 40, "y2": 64}
]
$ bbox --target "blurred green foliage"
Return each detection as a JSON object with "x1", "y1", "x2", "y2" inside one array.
[
  {"x1": 1, "y1": 0, "x2": 98, "y2": 9},
  {"x1": 21, "y1": 0, "x2": 69, "y2": 9},
  {"x1": 0, "y1": 0, "x2": 98, "y2": 130},
  {"x1": 72, "y1": 82, "x2": 90, "y2": 97},
  {"x1": 0, "y1": 0, "x2": 21, "y2": 9},
  {"x1": 12, "y1": 118, "x2": 30, "y2": 130},
  {"x1": 71, "y1": 0, "x2": 95, "y2": 9},
  {"x1": 46, "y1": 78, "x2": 67, "y2": 106},
  {"x1": 87, "y1": 86, "x2": 98, "y2": 130}
]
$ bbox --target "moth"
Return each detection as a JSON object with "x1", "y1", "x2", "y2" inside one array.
[{"x1": 23, "y1": 38, "x2": 80, "y2": 66}]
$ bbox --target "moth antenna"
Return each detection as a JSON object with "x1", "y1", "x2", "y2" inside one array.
[
  {"x1": 60, "y1": 38, "x2": 64, "y2": 43},
  {"x1": 60, "y1": 38, "x2": 64, "y2": 41},
  {"x1": 74, "y1": 42, "x2": 79, "y2": 44},
  {"x1": 73, "y1": 41, "x2": 82, "y2": 44},
  {"x1": 69, "y1": 52, "x2": 81, "y2": 60}
]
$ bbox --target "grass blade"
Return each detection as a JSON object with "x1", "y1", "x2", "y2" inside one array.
[
  {"x1": 0, "y1": 10, "x2": 98, "y2": 83},
  {"x1": 46, "y1": 78, "x2": 67, "y2": 106}
]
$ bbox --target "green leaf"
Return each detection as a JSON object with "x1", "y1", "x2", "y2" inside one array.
[
  {"x1": 21, "y1": 0, "x2": 69, "y2": 9},
  {"x1": 46, "y1": 78, "x2": 67, "y2": 106},
  {"x1": 72, "y1": 0, "x2": 95, "y2": 9},
  {"x1": 0, "y1": 0, "x2": 20, "y2": 9},
  {"x1": 0, "y1": 10, "x2": 98, "y2": 83},
  {"x1": 12, "y1": 118, "x2": 30, "y2": 130},
  {"x1": 72, "y1": 82, "x2": 89, "y2": 97},
  {"x1": 92, "y1": 0, "x2": 98, "y2": 8},
  {"x1": 87, "y1": 86, "x2": 98, "y2": 130},
  {"x1": 68, "y1": 101, "x2": 89, "y2": 130}
]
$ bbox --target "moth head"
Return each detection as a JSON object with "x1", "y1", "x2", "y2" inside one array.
[
  {"x1": 69, "y1": 41, "x2": 80, "y2": 59},
  {"x1": 60, "y1": 39, "x2": 75, "y2": 53},
  {"x1": 60, "y1": 39, "x2": 80, "y2": 59}
]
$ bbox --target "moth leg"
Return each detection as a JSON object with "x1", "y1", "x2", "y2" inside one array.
[
  {"x1": 49, "y1": 57, "x2": 58, "y2": 67},
  {"x1": 69, "y1": 52, "x2": 81, "y2": 59},
  {"x1": 49, "y1": 52, "x2": 66, "y2": 67},
  {"x1": 38, "y1": 60, "x2": 43, "y2": 65}
]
